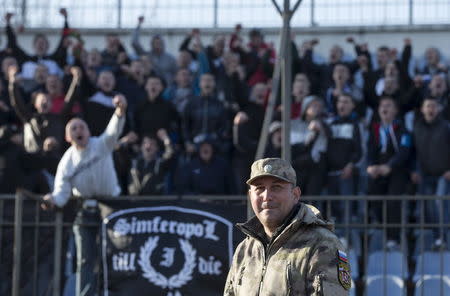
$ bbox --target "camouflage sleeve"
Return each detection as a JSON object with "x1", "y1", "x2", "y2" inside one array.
[
  {"x1": 305, "y1": 235, "x2": 351, "y2": 296},
  {"x1": 223, "y1": 242, "x2": 245, "y2": 296}
]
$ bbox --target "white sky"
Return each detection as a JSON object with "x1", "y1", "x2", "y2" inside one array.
[{"x1": 1, "y1": 0, "x2": 449, "y2": 29}]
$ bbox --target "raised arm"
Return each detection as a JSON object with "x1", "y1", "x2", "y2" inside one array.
[
  {"x1": 60, "y1": 66, "x2": 82, "y2": 117},
  {"x1": 49, "y1": 8, "x2": 70, "y2": 68},
  {"x1": 131, "y1": 16, "x2": 146, "y2": 55},
  {"x1": 100, "y1": 94, "x2": 127, "y2": 150},
  {"x1": 5, "y1": 13, "x2": 31, "y2": 65},
  {"x1": 7, "y1": 66, "x2": 32, "y2": 123}
]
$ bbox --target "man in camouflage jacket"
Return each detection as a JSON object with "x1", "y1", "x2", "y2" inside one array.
[{"x1": 224, "y1": 158, "x2": 351, "y2": 296}]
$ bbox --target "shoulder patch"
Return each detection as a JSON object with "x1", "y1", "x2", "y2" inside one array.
[{"x1": 337, "y1": 250, "x2": 351, "y2": 290}]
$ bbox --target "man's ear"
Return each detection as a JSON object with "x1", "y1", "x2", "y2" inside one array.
[
  {"x1": 65, "y1": 133, "x2": 71, "y2": 144},
  {"x1": 293, "y1": 186, "x2": 301, "y2": 202}
]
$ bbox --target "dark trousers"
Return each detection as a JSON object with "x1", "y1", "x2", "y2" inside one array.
[
  {"x1": 367, "y1": 169, "x2": 408, "y2": 241},
  {"x1": 73, "y1": 206, "x2": 100, "y2": 296}
]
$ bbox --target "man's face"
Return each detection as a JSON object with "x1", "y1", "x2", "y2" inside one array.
[
  {"x1": 34, "y1": 64, "x2": 49, "y2": 84},
  {"x1": 429, "y1": 75, "x2": 447, "y2": 96},
  {"x1": 199, "y1": 142, "x2": 213, "y2": 162},
  {"x1": 141, "y1": 137, "x2": 159, "y2": 159},
  {"x1": 151, "y1": 37, "x2": 164, "y2": 53},
  {"x1": 97, "y1": 71, "x2": 116, "y2": 93},
  {"x1": 329, "y1": 45, "x2": 343, "y2": 64},
  {"x1": 175, "y1": 69, "x2": 192, "y2": 88},
  {"x1": 378, "y1": 98, "x2": 397, "y2": 123},
  {"x1": 425, "y1": 48, "x2": 440, "y2": 66},
  {"x1": 332, "y1": 64, "x2": 350, "y2": 85},
  {"x1": 177, "y1": 50, "x2": 192, "y2": 69},
  {"x1": 145, "y1": 77, "x2": 164, "y2": 98},
  {"x1": 200, "y1": 74, "x2": 215, "y2": 95},
  {"x1": 65, "y1": 118, "x2": 90, "y2": 149},
  {"x1": 34, "y1": 93, "x2": 52, "y2": 114},
  {"x1": 292, "y1": 80, "x2": 309, "y2": 98},
  {"x1": 384, "y1": 62, "x2": 398, "y2": 78},
  {"x1": 2, "y1": 57, "x2": 18, "y2": 78},
  {"x1": 421, "y1": 99, "x2": 440, "y2": 123},
  {"x1": 251, "y1": 83, "x2": 267, "y2": 105},
  {"x1": 248, "y1": 176, "x2": 300, "y2": 234},
  {"x1": 213, "y1": 36, "x2": 225, "y2": 56},
  {"x1": 305, "y1": 100, "x2": 323, "y2": 119},
  {"x1": 271, "y1": 129, "x2": 282, "y2": 148},
  {"x1": 336, "y1": 95, "x2": 355, "y2": 117},
  {"x1": 377, "y1": 49, "x2": 389, "y2": 69},
  {"x1": 87, "y1": 49, "x2": 102, "y2": 67},
  {"x1": 46, "y1": 75, "x2": 62, "y2": 95},
  {"x1": 383, "y1": 77, "x2": 399, "y2": 95},
  {"x1": 130, "y1": 60, "x2": 144, "y2": 77},
  {"x1": 33, "y1": 36, "x2": 49, "y2": 56}
]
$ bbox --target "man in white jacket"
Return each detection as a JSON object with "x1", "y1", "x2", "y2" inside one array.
[{"x1": 43, "y1": 94, "x2": 127, "y2": 296}]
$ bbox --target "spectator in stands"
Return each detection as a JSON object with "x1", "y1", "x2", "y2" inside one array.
[
  {"x1": 362, "y1": 39, "x2": 412, "y2": 114},
  {"x1": 244, "y1": 29, "x2": 275, "y2": 86},
  {"x1": 0, "y1": 57, "x2": 18, "y2": 126},
  {"x1": 5, "y1": 10, "x2": 69, "y2": 78},
  {"x1": 216, "y1": 51, "x2": 248, "y2": 113},
  {"x1": 232, "y1": 83, "x2": 266, "y2": 193},
  {"x1": 326, "y1": 93, "x2": 362, "y2": 196},
  {"x1": 0, "y1": 124, "x2": 59, "y2": 193},
  {"x1": 177, "y1": 137, "x2": 234, "y2": 195},
  {"x1": 182, "y1": 73, "x2": 229, "y2": 155},
  {"x1": 42, "y1": 94, "x2": 127, "y2": 296},
  {"x1": 291, "y1": 95, "x2": 329, "y2": 195},
  {"x1": 21, "y1": 63, "x2": 48, "y2": 95},
  {"x1": 264, "y1": 121, "x2": 282, "y2": 158},
  {"x1": 8, "y1": 66, "x2": 81, "y2": 154},
  {"x1": 83, "y1": 70, "x2": 122, "y2": 136},
  {"x1": 133, "y1": 75, "x2": 180, "y2": 138},
  {"x1": 116, "y1": 58, "x2": 147, "y2": 115},
  {"x1": 132, "y1": 16, "x2": 177, "y2": 85},
  {"x1": 128, "y1": 128, "x2": 175, "y2": 195},
  {"x1": 412, "y1": 97, "x2": 450, "y2": 245},
  {"x1": 366, "y1": 96, "x2": 411, "y2": 244},
  {"x1": 164, "y1": 68, "x2": 195, "y2": 115},
  {"x1": 101, "y1": 33, "x2": 128, "y2": 73},
  {"x1": 291, "y1": 74, "x2": 311, "y2": 119},
  {"x1": 416, "y1": 47, "x2": 448, "y2": 76},
  {"x1": 325, "y1": 63, "x2": 363, "y2": 116}
]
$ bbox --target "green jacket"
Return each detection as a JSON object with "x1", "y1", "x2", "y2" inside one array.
[{"x1": 224, "y1": 203, "x2": 351, "y2": 296}]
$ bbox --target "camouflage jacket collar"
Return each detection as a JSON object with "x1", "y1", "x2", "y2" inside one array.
[{"x1": 237, "y1": 202, "x2": 334, "y2": 246}]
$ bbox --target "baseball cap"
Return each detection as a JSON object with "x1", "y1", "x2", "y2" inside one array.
[{"x1": 246, "y1": 158, "x2": 296, "y2": 185}]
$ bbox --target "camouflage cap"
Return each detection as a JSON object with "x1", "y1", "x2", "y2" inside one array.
[{"x1": 246, "y1": 158, "x2": 297, "y2": 185}]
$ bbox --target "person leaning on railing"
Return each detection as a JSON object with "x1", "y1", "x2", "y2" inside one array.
[{"x1": 41, "y1": 94, "x2": 127, "y2": 296}]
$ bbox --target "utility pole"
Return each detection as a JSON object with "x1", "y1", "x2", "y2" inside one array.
[{"x1": 249, "y1": 0, "x2": 304, "y2": 219}]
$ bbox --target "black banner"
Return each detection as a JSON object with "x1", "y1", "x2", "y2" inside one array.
[{"x1": 99, "y1": 200, "x2": 245, "y2": 296}]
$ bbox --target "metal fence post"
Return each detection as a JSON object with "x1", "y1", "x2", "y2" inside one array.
[
  {"x1": 117, "y1": 0, "x2": 122, "y2": 28},
  {"x1": 53, "y1": 210, "x2": 63, "y2": 296},
  {"x1": 12, "y1": 192, "x2": 24, "y2": 296},
  {"x1": 409, "y1": 0, "x2": 414, "y2": 25},
  {"x1": 213, "y1": 0, "x2": 218, "y2": 28}
]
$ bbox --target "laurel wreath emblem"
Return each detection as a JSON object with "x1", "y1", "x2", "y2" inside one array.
[{"x1": 138, "y1": 236, "x2": 197, "y2": 289}]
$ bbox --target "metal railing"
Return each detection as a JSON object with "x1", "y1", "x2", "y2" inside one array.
[
  {"x1": 1, "y1": 0, "x2": 449, "y2": 29},
  {"x1": 2, "y1": 193, "x2": 450, "y2": 296}
]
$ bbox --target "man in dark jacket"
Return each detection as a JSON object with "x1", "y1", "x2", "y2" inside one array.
[
  {"x1": 177, "y1": 138, "x2": 234, "y2": 195},
  {"x1": 0, "y1": 124, "x2": 59, "y2": 193},
  {"x1": 366, "y1": 96, "x2": 411, "y2": 244},
  {"x1": 412, "y1": 97, "x2": 450, "y2": 245},
  {"x1": 128, "y1": 129, "x2": 175, "y2": 195},
  {"x1": 133, "y1": 75, "x2": 180, "y2": 139},
  {"x1": 326, "y1": 94, "x2": 362, "y2": 222},
  {"x1": 182, "y1": 73, "x2": 229, "y2": 155}
]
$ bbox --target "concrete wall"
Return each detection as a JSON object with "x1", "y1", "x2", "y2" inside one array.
[{"x1": 3, "y1": 26, "x2": 450, "y2": 62}]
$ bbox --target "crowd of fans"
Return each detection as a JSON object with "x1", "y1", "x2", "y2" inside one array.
[{"x1": 0, "y1": 10, "x2": 449, "y2": 245}]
